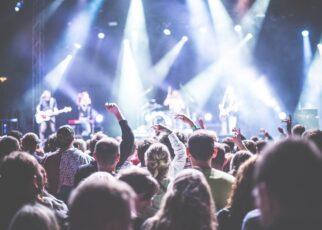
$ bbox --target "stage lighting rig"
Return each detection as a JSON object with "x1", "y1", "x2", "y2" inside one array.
[{"x1": 15, "y1": 0, "x2": 24, "y2": 12}]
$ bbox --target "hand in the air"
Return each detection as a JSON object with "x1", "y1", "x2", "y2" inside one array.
[
  {"x1": 105, "y1": 103, "x2": 124, "y2": 121},
  {"x1": 152, "y1": 124, "x2": 172, "y2": 134}
]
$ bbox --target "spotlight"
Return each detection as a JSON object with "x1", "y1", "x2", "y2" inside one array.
[
  {"x1": 67, "y1": 54, "x2": 73, "y2": 60},
  {"x1": 163, "y1": 28, "x2": 171, "y2": 36},
  {"x1": 73, "y1": 43, "x2": 82, "y2": 49},
  {"x1": 302, "y1": 30, "x2": 309, "y2": 37},
  {"x1": 278, "y1": 112, "x2": 287, "y2": 120},
  {"x1": 318, "y1": 44, "x2": 322, "y2": 51},
  {"x1": 234, "y1": 25, "x2": 242, "y2": 33},
  {"x1": 245, "y1": 33, "x2": 253, "y2": 41},
  {"x1": 204, "y1": 113, "x2": 213, "y2": 122},
  {"x1": 15, "y1": 1, "x2": 23, "y2": 12},
  {"x1": 182, "y1": 36, "x2": 189, "y2": 42},
  {"x1": 95, "y1": 114, "x2": 104, "y2": 123},
  {"x1": 98, "y1": 32, "x2": 105, "y2": 39}
]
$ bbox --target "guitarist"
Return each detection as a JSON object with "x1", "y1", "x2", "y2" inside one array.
[{"x1": 36, "y1": 90, "x2": 58, "y2": 142}]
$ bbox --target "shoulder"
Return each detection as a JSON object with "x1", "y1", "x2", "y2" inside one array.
[
  {"x1": 210, "y1": 168, "x2": 235, "y2": 183},
  {"x1": 141, "y1": 217, "x2": 157, "y2": 230}
]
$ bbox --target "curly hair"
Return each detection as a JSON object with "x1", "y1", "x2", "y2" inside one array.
[{"x1": 145, "y1": 143, "x2": 171, "y2": 182}]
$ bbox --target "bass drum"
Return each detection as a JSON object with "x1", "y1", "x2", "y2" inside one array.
[{"x1": 145, "y1": 111, "x2": 172, "y2": 127}]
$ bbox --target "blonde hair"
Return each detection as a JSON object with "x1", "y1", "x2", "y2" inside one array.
[{"x1": 145, "y1": 143, "x2": 171, "y2": 182}]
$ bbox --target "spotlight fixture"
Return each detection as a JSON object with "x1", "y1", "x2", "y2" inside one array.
[
  {"x1": 73, "y1": 43, "x2": 82, "y2": 49},
  {"x1": 96, "y1": 114, "x2": 104, "y2": 123},
  {"x1": 302, "y1": 30, "x2": 309, "y2": 37},
  {"x1": 204, "y1": 113, "x2": 213, "y2": 122},
  {"x1": 234, "y1": 25, "x2": 242, "y2": 33},
  {"x1": 15, "y1": 1, "x2": 24, "y2": 12},
  {"x1": 163, "y1": 28, "x2": 171, "y2": 36},
  {"x1": 182, "y1": 36, "x2": 189, "y2": 42},
  {"x1": 98, "y1": 32, "x2": 105, "y2": 39}
]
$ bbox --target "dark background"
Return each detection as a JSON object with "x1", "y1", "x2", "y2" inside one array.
[{"x1": 0, "y1": 0, "x2": 321, "y2": 136}]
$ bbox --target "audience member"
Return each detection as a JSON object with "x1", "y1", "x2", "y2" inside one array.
[
  {"x1": 291, "y1": 124, "x2": 306, "y2": 137},
  {"x1": 7, "y1": 130, "x2": 23, "y2": 144},
  {"x1": 0, "y1": 136, "x2": 20, "y2": 161},
  {"x1": 229, "y1": 150, "x2": 252, "y2": 176},
  {"x1": 212, "y1": 144, "x2": 226, "y2": 171},
  {"x1": 118, "y1": 167, "x2": 159, "y2": 230},
  {"x1": 42, "y1": 125, "x2": 92, "y2": 201},
  {"x1": 8, "y1": 203, "x2": 60, "y2": 230},
  {"x1": 217, "y1": 156, "x2": 257, "y2": 230},
  {"x1": 253, "y1": 138, "x2": 322, "y2": 229},
  {"x1": 21, "y1": 132, "x2": 42, "y2": 162},
  {"x1": 69, "y1": 172, "x2": 135, "y2": 230},
  {"x1": 73, "y1": 138, "x2": 87, "y2": 153},
  {"x1": 142, "y1": 169, "x2": 217, "y2": 230},
  {"x1": 137, "y1": 138, "x2": 157, "y2": 167},
  {"x1": 187, "y1": 130, "x2": 235, "y2": 210}
]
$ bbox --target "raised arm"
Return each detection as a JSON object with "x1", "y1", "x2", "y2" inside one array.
[
  {"x1": 153, "y1": 124, "x2": 186, "y2": 178},
  {"x1": 105, "y1": 103, "x2": 135, "y2": 168}
]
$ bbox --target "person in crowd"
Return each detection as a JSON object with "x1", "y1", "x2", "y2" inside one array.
[
  {"x1": 229, "y1": 150, "x2": 252, "y2": 176},
  {"x1": 302, "y1": 129, "x2": 322, "y2": 152},
  {"x1": 142, "y1": 169, "x2": 217, "y2": 230},
  {"x1": 42, "y1": 125, "x2": 92, "y2": 201},
  {"x1": 69, "y1": 172, "x2": 135, "y2": 230},
  {"x1": 291, "y1": 124, "x2": 305, "y2": 137},
  {"x1": 253, "y1": 138, "x2": 322, "y2": 229},
  {"x1": 73, "y1": 138, "x2": 87, "y2": 153},
  {"x1": 187, "y1": 130, "x2": 235, "y2": 210},
  {"x1": 256, "y1": 140, "x2": 268, "y2": 154},
  {"x1": 217, "y1": 156, "x2": 257, "y2": 230},
  {"x1": 118, "y1": 167, "x2": 159, "y2": 230},
  {"x1": 74, "y1": 137, "x2": 120, "y2": 186},
  {"x1": 0, "y1": 152, "x2": 44, "y2": 229},
  {"x1": 88, "y1": 132, "x2": 108, "y2": 156},
  {"x1": 241, "y1": 209, "x2": 262, "y2": 230},
  {"x1": 137, "y1": 138, "x2": 157, "y2": 167},
  {"x1": 21, "y1": 132, "x2": 43, "y2": 162},
  {"x1": 212, "y1": 144, "x2": 226, "y2": 171},
  {"x1": 7, "y1": 130, "x2": 23, "y2": 144},
  {"x1": 8, "y1": 203, "x2": 60, "y2": 230},
  {"x1": 145, "y1": 143, "x2": 171, "y2": 213},
  {"x1": 44, "y1": 133, "x2": 58, "y2": 153},
  {"x1": 0, "y1": 135, "x2": 20, "y2": 161},
  {"x1": 242, "y1": 140, "x2": 257, "y2": 154},
  {"x1": 222, "y1": 143, "x2": 233, "y2": 172}
]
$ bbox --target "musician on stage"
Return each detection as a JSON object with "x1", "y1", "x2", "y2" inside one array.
[
  {"x1": 164, "y1": 86, "x2": 186, "y2": 129},
  {"x1": 36, "y1": 90, "x2": 58, "y2": 142},
  {"x1": 77, "y1": 91, "x2": 95, "y2": 138}
]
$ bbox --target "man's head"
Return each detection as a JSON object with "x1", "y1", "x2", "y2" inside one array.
[
  {"x1": 56, "y1": 125, "x2": 75, "y2": 150},
  {"x1": 256, "y1": 140, "x2": 268, "y2": 154},
  {"x1": 21, "y1": 133, "x2": 40, "y2": 154},
  {"x1": 302, "y1": 129, "x2": 322, "y2": 153},
  {"x1": 242, "y1": 140, "x2": 257, "y2": 154},
  {"x1": 230, "y1": 150, "x2": 253, "y2": 176},
  {"x1": 254, "y1": 138, "x2": 322, "y2": 225},
  {"x1": 41, "y1": 90, "x2": 51, "y2": 101},
  {"x1": 188, "y1": 130, "x2": 216, "y2": 167},
  {"x1": 118, "y1": 167, "x2": 159, "y2": 214},
  {"x1": 89, "y1": 132, "x2": 108, "y2": 154},
  {"x1": 291, "y1": 124, "x2": 306, "y2": 137},
  {"x1": 7, "y1": 130, "x2": 23, "y2": 144},
  {"x1": 69, "y1": 172, "x2": 135, "y2": 230},
  {"x1": 94, "y1": 138, "x2": 120, "y2": 171},
  {"x1": 0, "y1": 136, "x2": 20, "y2": 161}
]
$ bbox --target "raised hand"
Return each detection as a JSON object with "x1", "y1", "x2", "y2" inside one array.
[
  {"x1": 105, "y1": 103, "x2": 124, "y2": 121},
  {"x1": 175, "y1": 114, "x2": 195, "y2": 127},
  {"x1": 152, "y1": 124, "x2": 172, "y2": 134}
]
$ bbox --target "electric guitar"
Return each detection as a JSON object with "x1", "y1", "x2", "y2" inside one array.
[{"x1": 35, "y1": 107, "x2": 72, "y2": 124}]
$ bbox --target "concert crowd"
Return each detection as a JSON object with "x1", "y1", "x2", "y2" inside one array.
[{"x1": 1, "y1": 99, "x2": 322, "y2": 230}]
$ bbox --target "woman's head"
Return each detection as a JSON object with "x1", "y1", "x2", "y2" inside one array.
[
  {"x1": 145, "y1": 143, "x2": 171, "y2": 182},
  {"x1": 153, "y1": 169, "x2": 217, "y2": 230}
]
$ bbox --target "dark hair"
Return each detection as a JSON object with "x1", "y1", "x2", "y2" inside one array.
[
  {"x1": 230, "y1": 150, "x2": 252, "y2": 176},
  {"x1": 21, "y1": 133, "x2": 39, "y2": 154},
  {"x1": 69, "y1": 172, "x2": 135, "y2": 230},
  {"x1": 222, "y1": 138, "x2": 235, "y2": 153},
  {"x1": 188, "y1": 130, "x2": 216, "y2": 161},
  {"x1": 159, "y1": 131, "x2": 187, "y2": 159},
  {"x1": 118, "y1": 167, "x2": 159, "y2": 200},
  {"x1": 56, "y1": 125, "x2": 74, "y2": 150},
  {"x1": 147, "y1": 169, "x2": 217, "y2": 230},
  {"x1": 212, "y1": 144, "x2": 226, "y2": 169},
  {"x1": 256, "y1": 140, "x2": 268, "y2": 154},
  {"x1": 73, "y1": 139, "x2": 87, "y2": 153},
  {"x1": 250, "y1": 136, "x2": 259, "y2": 142},
  {"x1": 302, "y1": 129, "x2": 322, "y2": 153},
  {"x1": 0, "y1": 152, "x2": 43, "y2": 229},
  {"x1": 89, "y1": 132, "x2": 108, "y2": 154},
  {"x1": 7, "y1": 130, "x2": 23, "y2": 143},
  {"x1": 94, "y1": 138, "x2": 120, "y2": 166},
  {"x1": 9, "y1": 203, "x2": 60, "y2": 230},
  {"x1": 242, "y1": 140, "x2": 257, "y2": 154},
  {"x1": 291, "y1": 124, "x2": 305, "y2": 137},
  {"x1": 44, "y1": 134, "x2": 58, "y2": 153},
  {"x1": 255, "y1": 138, "x2": 322, "y2": 214},
  {"x1": 224, "y1": 156, "x2": 257, "y2": 229},
  {"x1": 137, "y1": 138, "x2": 157, "y2": 167},
  {"x1": 222, "y1": 143, "x2": 231, "y2": 153},
  {"x1": 0, "y1": 136, "x2": 20, "y2": 160}
]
